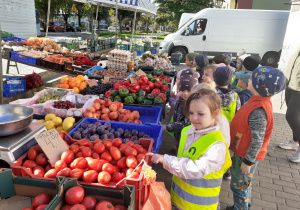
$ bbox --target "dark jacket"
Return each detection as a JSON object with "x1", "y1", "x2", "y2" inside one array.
[
  {"x1": 216, "y1": 87, "x2": 241, "y2": 113},
  {"x1": 166, "y1": 97, "x2": 191, "y2": 142},
  {"x1": 238, "y1": 89, "x2": 253, "y2": 106}
]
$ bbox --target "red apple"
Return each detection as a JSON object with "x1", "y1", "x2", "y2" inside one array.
[
  {"x1": 101, "y1": 114, "x2": 110, "y2": 121},
  {"x1": 93, "y1": 103, "x2": 101, "y2": 110},
  {"x1": 109, "y1": 104, "x2": 118, "y2": 112},
  {"x1": 126, "y1": 113, "x2": 134, "y2": 121},
  {"x1": 118, "y1": 114, "x2": 128, "y2": 122},
  {"x1": 87, "y1": 106, "x2": 96, "y2": 113},
  {"x1": 84, "y1": 111, "x2": 93, "y2": 118},
  {"x1": 109, "y1": 111, "x2": 119, "y2": 120},
  {"x1": 93, "y1": 113, "x2": 100, "y2": 119},
  {"x1": 120, "y1": 109, "x2": 127, "y2": 115},
  {"x1": 104, "y1": 99, "x2": 112, "y2": 107}
]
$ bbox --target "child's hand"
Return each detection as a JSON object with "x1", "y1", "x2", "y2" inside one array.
[
  {"x1": 146, "y1": 153, "x2": 164, "y2": 164},
  {"x1": 241, "y1": 162, "x2": 251, "y2": 174}
]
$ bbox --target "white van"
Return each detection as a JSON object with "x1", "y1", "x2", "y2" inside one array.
[
  {"x1": 159, "y1": 8, "x2": 289, "y2": 66},
  {"x1": 178, "y1": 13, "x2": 195, "y2": 28}
]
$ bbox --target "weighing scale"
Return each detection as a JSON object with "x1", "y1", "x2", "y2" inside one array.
[{"x1": 0, "y1": 122, "x2": 46, "y2": 166}]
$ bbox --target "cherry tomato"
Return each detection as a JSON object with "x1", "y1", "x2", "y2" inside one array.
[
  {"x1": 93, "y1": 142, "x2": 105, "y2": 154},
  {"x1": 112, "y1": 138, "x2": 122, "y2": 147},
  {"x1": 133, "y1": 144, "x2": 144, "y2": 154},
  {"x1": 32, "y1": 193, "x2": 51, "y2": 209},
  {"x1": 76, "y1": 152, "x2": 84, "y2": 158},
  {"x1": 81, "y1": 147, "x2": 92, "y2": 157},
  {"x1": 61, "y1": 150, "x2": 74, "y2": 164},
  {"x1": 28, "y1": 146, "x2": 39, "y2": 160},
  {"x1": 114, "y1": 205, "x2": 127, "y2": 210},
  {"x1": 95, "y1": 201, "x2": 114, "y2": 210},
  {"x1": 70, "y1": 145, "x2": 80, "y2": 154},
  {"x1": 125, "y1": 141, "x2": 134, "y2": 147},
  {"x1": 77, "y1": 139, "x2": 90, "y2": 146},
  {"x1": 126, "y1": 156, "x2": 137, "y2": 168},
  {"x1": 33, "y1": 166, "x2": 45, "y2": 177},
  {"x1": 97, "y1": 171, "x2": 111, "y2": 184},
  {"x1": 124, "y1": 147, "x2": 137, "y2": 157},
  {"x1": 103, "y1": 140, "x2": 113, "y2": 150},
  {"x1": 81, "y1": 196, "x2": 97, "y2": 210},
  {"x1": 57, "y1": 167, "x2": 71, "y2": 177},
  {"x1": 111, "y1": 172, "x2": 124, "y2": 183},
  {"x1": 102, "y1": 163, "x2": 114, "y2": 174},
  {"x1": 70, "y1": 157, "x2": 87, "y2": 169},
  {"x1": 117, "y1": 157, "x2": 127, "y2": 168},
  {"x1": 65, "y1": 186, "x2": 85, "y2": 205},
  {"x1": 44, "y1": 169, "x2": 57, "y2": 178},
  {"x1": 82, "y1": 170, "x2": 98, "y2": 182},
  {"x1": 70, "y1": 168, "x2": 84, "y2": 179},
  {"x1": 45, "y1": 164, "x2": 52, "y2": 172},
  {"x1": 23, "y1": 160, "x2": 37, "y2": 169},
  {"x1": 136, "y1": 154, "x2": 146, "y2": 163},
  {"x1": 70, "y1": 204, "x2": 86, "y2": 210},
  {"x1": 61, "y1": 204, "x2": 72, "y2": 210},
  {"x1": 119, "y1": 144, "x2": 127, "y2": 148},
  {"x1": 35, "y1": 204, "x2": 48, "y2": 210},
  {"x1": 87, "y1": 159, "x2": 102, "y2": 171},
  {"x1": 109, "y1": 147, "x2": 122, "y2": 161},
  {"x1": 92, "y1": 152, "x2": 100, "y2": 159},
  {"x1": 100, "y1": 151, "x2": 112, "y2": 162},
  {"x1": 36, "y1": 153, "x2": 48, "y2": 165},
  {"x1": 126, "y1": 168, "x2": 134, "y2": 177},
  {"x1": 88, "y1": 142, "x2": 94, "y2": 150},
  {"x1": 55, "y1": 160, "x2": 67, "y2": 172}
]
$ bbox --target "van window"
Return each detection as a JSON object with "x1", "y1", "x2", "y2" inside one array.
[{"x1": 184, "y1": 19, "x2": 207, "y2": 35}]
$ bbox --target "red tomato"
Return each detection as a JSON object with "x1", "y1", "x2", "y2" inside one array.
[
  {"x1": 119, "y1": 144, "x2": 127, "y2": 148},
  {"x1": 133, "y1": 144, "x2": 144, "y2": 154},
  {"x1": 117, "y1": 157, "x2": 127, "y2": 168},
  {"x1": 70, "y1": 145, "x2": 80, "y2": 154},
  {"x1": 20, "y1": 208, "x2": 33, "y2": 210},
  {"x1": 119, "y1": 145, "x2": 129, "y2": 155},
  {"x1": 65, "y1": 186, "x2": 85, "y2": 205},
  {"x1": 112, "y1": 138, "x2": 122, "y2": 147},
  {"x1": 126, "y1": 156, "x2": 137, "y2": 168},
  {"x1": 70, "y1": 204, "x2": 86, "y2": 210},
  {"x1": 70, "y1": 157, "x2": 87, "y2": 169},
  {"x1": 125, "y1": 168, "x2": 134, "y2": 177},
  {"x1": 32, "y1": 193, "x2": 51, "y2": 209},
  {"x1": 81, "y1": 196, "x2": 97, "y2": 210},
  {"x1": 61, "y1": 150, "x2": 74, "y2": 164},
  {"x1": 88, "y1": 142, "x2": 94, "y2": 150},
  {"x1": 94, "y1": 139, "x2": 102, "y2": 144},
  {"x1": 70, "y1": 168, "x2": 84, "y2": 179},
  {"x1": 111, "y1": 172, "x2": 124, "y2": 183},
  {"x1": 113, "y1": 165, "x2": 120, "y2": 173},
  {"x1": 44, "y1": 169, "x2": 57, "y2": 178},
  {"x1": 103, "y1": 140, "x2": 113, "y2": 150},
  {"x1": 81, "y1": 147, "x2": 92, "y2": 157},
  {"x1": 82, "y1": 170, "x2": 98, "y2": 182},
  {"x1": 124, "y1": 147, "x2": 137, "y2": 157},
  {"x1": 125, "y1": 141, "x2": 134, "y2": 147},
  {"x1": 77, "y1": 139, "x2": 90, "y2": 146},
  {"x1": 92, "y1": 152, "x2": 100, "y2": 159},
  {"x1": 45, "y1": 164, "x2": 52, "y2": 172},
  {"x1": 114, "y1": 205, "x2": 127, "y2": 210},
  {"x1": 23, "y1": 160, "x2": 37, "y2": 169},
  {"x1": 55, "y1": 160, "x2": 67, "y2": 172},
  {"x1": 61, "y1": 204, "x2": 72, "y2": 210},
  {"x1": 100, "y1": 151, "x2": 112, "y2": 162},
  {"x1": 28, "y1": 146, "x2": 39, "y2": 160},
  {"x1": 127, "y1": 172, "x2": 139, "y2": 179},
  {"x1": 141, "y1": 148, "x2": 147, "y2": 154},
  {"x1": 95, "y1": 201, "x2": 114, "y2": 210},
  {"x1": 102, "y1": 163, "x2": 114, "y2": 174},
  {"x1": 33, "y1": 166, "x2": 45, "y2": 177},
  {"x1": 136, "y1": 154, "x2": 146, "y2": 163},
  {"x1": 36, "y1": 153, "x2": 48, "y2": 165},
  {"x1": 93, "y1": 142, "x2": 105, "y2": 154},
  {"x1": 57, "y1": 167, "x2": 71, "y2": 177},
  {"x1": 35, "y1": 204, "x2": 48, "y2": 210},
  {"x1": 87, "y1": 159, "x2": 102, "y2": 171},
  {"x1": 97, "y1": 171, "x2": 111, "y2": 184},
  {"x1": 109, "y1": 147, "x2": 122, "y2": 161},
  {"x1": 110, "y1": 160, "x2": 117, "y2": 165},
  {"x1": 76, "y1": 152, "x2": 84, "y2": 158},
  {"x1": 136, "y1": 165, "x2": 143, "y2": 174}
]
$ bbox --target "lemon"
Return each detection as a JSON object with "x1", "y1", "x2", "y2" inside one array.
[
  {"x1": 63, "y1": 121, "x2": 73, "y2": 131},
  {"x1": 45, "y1": 114, "x2": 56, "y2": 121},
  {"x1": 64, "y1": 117, "x2": 75, "y2": 124},
  {"x1": 56, "y1": 125, "x2": 64, "y2": 132},
  {"x1": 52, "y1": 117, "x2": 62, "y2": 127},
  {"x1": 36, "y1": 119, "x2": 45, "y2": 123},
  {"x1": 44, "y1": 121, "x2": 55, "y2": 130}
]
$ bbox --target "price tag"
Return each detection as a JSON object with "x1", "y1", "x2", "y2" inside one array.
[
  {"x1": 103, "y1": 76, "x2": 111, "y2": 83},
  {"x1": 87, "y1": 79, "x2": 98, "y2": 87},
  {"x1": 135, "y1": 69, "x2": 146, "y2": 77},
  {"x1": 130, "y1": 78, "x2": 137, "y2": 83},
  {"x1": 35, "y1": 129, "x2": 69, "y2": 167}
]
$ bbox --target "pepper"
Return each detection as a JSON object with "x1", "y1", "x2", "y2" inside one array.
[
  {"x1": 117, "y1": 85, "x2": 127, "y2": 91},
  {"x1": 128, "y1": 83, "x2": 140, "y2": 93},
  {"x1": 111, "y1": 90, "x2": 119, "y2": 97},
  {"x1": 136, "y1": 96, "x2": 145, "y2": 104},
  {"x1": 154, "y1": 97, "x2": 164, "y2": 103},
  {"x1": 154, "y1": 81, "x2": 162, "y2": 89},
  {"x1": 138, "y1": 75, "x2": 149, "y2": 85},
  {"x1": 162, "y1": 76, "x2": 171, "y2": 83},
  {"x1": 119, "y1": 88, "x2": 129, "y2": 98},
  {"x1": 108, "y1": 96, "x2": 114, "y2": 101},
  {"x1": 146, "y1": 74, "x2": 153, "y2": 80},
  {"x1": 105, "y1": 90, "x2": 113, "y2": 98},
  {"x1": 161, "y1": 85, "x2": 169, "y2": 92},
  {"x1": 151, "y1": 88, "x2": 160, "y2": 97},
  {"x1": 158, "y1": 93, "x2": 167, "y2": 102},
  {"x1": 146, "y1": 94, "x2": 154, "y2": 100},
  {"x1": 129, "y1": 93, "x2": 137, "y2": 100},
  {"x1": 141, "y1": 85, "x2": 150, "y2": 93},
  {"x1": 113, "y1": 83, "x2": 122, "y2": 90},
  {"x1": 114, "y1": 95, "x2": 123, "y2": 102},
  {"x1": 138, "y1": 90, "x2": 146, "y2": 97},
  {"x1": 123, "y1": 80, "x2": 131, "y2": 86},
  {"x1": 148, "y1": 81, "x2": 154, "y2": 90},
  {"x1": 151, "y1": 78, "x2": 160, "y2": 83},
  {"x1": 162, "y1": 80, "x2": 168, "y2": 86},
  {"x1": 143, "y1": 99, "x2": 153, "y2": 105},
  {"x1": 124, "y1": 96, "x2": 134, "y2": 104}
]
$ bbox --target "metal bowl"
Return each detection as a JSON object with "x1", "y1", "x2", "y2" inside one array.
[{"x1": 0, "y1": 105, "x2": 34, "y2": 136}]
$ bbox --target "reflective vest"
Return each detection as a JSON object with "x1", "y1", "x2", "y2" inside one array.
[
  {"x1": 229, "y1": 76, "x2": 243, "y2": 91},
  {"x1": 171, "y1": 126, "x2": 232, "y2": 210},
  {"x1": 220, "y1": 93, "x2": 237, "y2": 123}
]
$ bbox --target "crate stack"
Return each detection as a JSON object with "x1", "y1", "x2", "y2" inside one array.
[{"x1": 107, "y1": 49, "x2": 131, "y2": 71}]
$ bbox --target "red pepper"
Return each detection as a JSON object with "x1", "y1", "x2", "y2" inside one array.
[
  {"x1": 154, "y1": 81, "x2": 162, "y2": 89},
  {"x1": 131, "y1": 78, "x2": 137, "y2": 83},
  {"x1": 113, "y1": 83, "x2": 122, "y2": 90},
  {"x1": 148, "y1": 81, "x2": 154, "y2": 90},
  {"x1": 158, "y1": 93, "x2": 167, "y2": 101},
  {"x1": 162, "y1": 76, "x2": 171, "y2": 83},
  {"x1": 161, "y1": 85, "x2": 169, "y2": 92},
  {"x1": 141, "y1": 85, "x2": 150, "y2": 93},
  {"x1": 151, "y1": 88, "x2": 161, "y2": 97},
  {"x1": 138, "y1": 75, "x2": 149, "y2": 85},
  {"x1": 105, "y1": 90, "x2": 113, "y2": 98},
  {"x1": 128, "y1": 83, "x2": 140, "y2": 93},
  {"x1": 117, "y1": 85, "x2": 127, "y2": 91},
  {"x1": 123, "y1": 80, "x2": 131, "y2": 86}
]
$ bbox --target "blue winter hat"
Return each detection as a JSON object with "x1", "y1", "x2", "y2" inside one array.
[
  {"x1": 213, "y1": 66, "x2": 234, "y2": 86},
  {"x1": 194, "y1": 54, "x2": 209, "y2": 68},
  {"x1": 235, "y1": 71, "x2": 252, "y2": 85},
  {"x1": 252, "y1": 66, "x2": 286, "y2": 97}
]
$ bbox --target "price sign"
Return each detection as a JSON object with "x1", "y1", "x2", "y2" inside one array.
[
  {"x1": 87, "y1": 79, "x2": 98, "y2": 87},
  {"x1": 35, "y1": 129, "x2": 69, "y2": 167},
  {"x1": 135, "y1": 69, "x2": 146, "y2": 77}
]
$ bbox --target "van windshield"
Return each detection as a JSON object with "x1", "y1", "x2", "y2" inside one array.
[{"x1": 178, "y1": 18, "x2": 193, "y2": 31}]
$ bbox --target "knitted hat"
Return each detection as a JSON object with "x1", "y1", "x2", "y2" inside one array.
[
  {"x1": 252, "y1": 66, "x2": 286, "y2": 97},
  {"x1": 235, "y1": 71, "x2": 252, "y2": 85},
  {"x1": 213, "y1": 66, "x2": 234, "y2": 86},
  {"x1": 179, "y1": 69, "x2": 199, "y2": 91},
  {"x1": 243, "y1": 55, "x2": 261, "y2": 71},
  {"x1": 186, "y1": 53, "x2": 199, "y2": 63},
  {"x1": 194, "y1": 54, "x2": 209, "y2": 68},
  {"x1": 223, "y1": 53, "x2": 232, "y2": 64},
  {"x1": 237, "y1": 54, "x2": 251, "y2": 62}
]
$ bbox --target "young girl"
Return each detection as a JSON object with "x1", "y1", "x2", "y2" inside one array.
[
  {"x1": 149, "y1": 89, "x2": 232, "y2": 210},
  {"x1": 201, "y1": 65, "x2": 217, "y2": 84}
]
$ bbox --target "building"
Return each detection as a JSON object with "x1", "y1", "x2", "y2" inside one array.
[{"x1": 221, "y1": 0, "x2": 291, "y2": 11}]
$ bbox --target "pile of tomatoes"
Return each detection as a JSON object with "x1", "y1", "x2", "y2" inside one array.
[{"x1": 21, "y1": 193, "x2": 52, "y2": 210}]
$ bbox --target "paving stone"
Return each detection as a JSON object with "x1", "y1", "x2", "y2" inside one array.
[
  {"x1": 283, "y1": 186, "x2": 300, "y2": 195},
  {"x1": 276, "y1": 204, "x2": 299, "y2": 210},
  {"x1": 275, "y1": 190, "x2": 299, "y2": 201},
  {"x1": 285, "y1": 199, "x2": 300, "y2": 208},
  {"x1": 271, "y1": 169, "x2": 292, "y2": 177},
  {"x1": 259, "y1": 182, "x2": 283, "y2": 191},
  {"x1": 258, "y1": 171, "x2": 280, "y2": 179},
  {"x1": 260, "y1": 194, "x2": 285, "y2": 205},
  {"x1": 252, "y1": 186, "x2": 276, "y2": 196},
  {"x1": 277, "y1": 166, "x2": 299, "y2": 174},
  {"x1": 252, "y1": 198, "x2": 277, "y2": 209},
  {"x1": 253, "y1": 174, "x2": 273, "y2": 183},
  {"x1": 273, "y1": 179, "x2": 296, "y2": 189}
]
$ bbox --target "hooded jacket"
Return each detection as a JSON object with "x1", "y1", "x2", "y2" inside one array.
[
  {"x1": 284, "y1": 45, "x2": 300, "y2": 91},
  {"x1": 238, "y1": 89, "x2": 253, "y2": 106},
  {"x1": 216, "y1": 87, "x2": 241, "y2": 113}
]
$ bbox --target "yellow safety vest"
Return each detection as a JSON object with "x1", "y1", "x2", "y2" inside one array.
[
  {"x1": 171, "y1": 126, "x2": 231, "y2": 210},
  {"x1": 221, "y1": 93, "x2": 238, "y2": 123}
]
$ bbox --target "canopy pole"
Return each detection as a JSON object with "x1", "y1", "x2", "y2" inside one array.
[
  {"x1": 94, "y1": 4, "x2": 99, "y2": 36},
  {"x1": 130, "y1": 8, "x2": 137, "y2": 52},
  {"x1": 0, "y1": 23, "x2": 3, "y2": 105},
  {"x1": 150, "y1": 15, "x2": 155, "y2": 48},
  {"x1": 45, "y1": 0, "x2": 51, "y2": 37},
  {"x1": 115, "y1": 0, "x2": 118, "y2": 47}
]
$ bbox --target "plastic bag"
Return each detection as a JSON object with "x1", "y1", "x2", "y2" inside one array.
[{"x1": 142, "y1": 182, "x2": 171, "y2": 210}]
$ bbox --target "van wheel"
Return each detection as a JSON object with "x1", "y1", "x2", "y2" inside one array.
[
  {"x1": 171, "y1": 47, "x2": 187, "y2": 63},
  {"x1": 262, "y1": 52, "x2": 279, "y2": 68}
]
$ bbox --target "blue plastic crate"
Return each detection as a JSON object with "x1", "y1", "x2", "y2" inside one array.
[
  {"x1": 11, "y1": 51, "x2": 37, "y2": 65},
  {"x1": 84, "y1": 65, "x2": 134, "y2": 79},
  {"x1": 123, "y1": 106, "x2": 162, "y2": 125},
  {"x1": 151, "y1": 47, "x2": 157, "y2": 54},
  {"x1": 3, "y1": 78, "x2": 26, "y2": 97},
  {"x1": 1, "y1": 36, "x2": 26, "y2": 42},
  {"x1": 68, "y1": 117, "x2": 163, "y2": 153}
]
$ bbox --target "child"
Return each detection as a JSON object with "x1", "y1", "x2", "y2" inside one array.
[
  {"x1": 242, "y1": 55, "x2": 261, "y2": 72},
  {"x1": 193, "y1": 54, "x2": 209, "y2": 82},
  {"x1": 236, "y1": 54, "x2": 250, "y2": 72},
  {"x1": 185, "y1": 52, "x2": 199, "y2": 68},
  {"x1": 213, "y1": 54, "x2": 236, "y2": 73},
  {"x1": 202, "y1": 65, "x2": 217, "y2": 84},
  {"x1": 165, "y1": 69, "x2": 199, "y2": 152},
  {"x1": 235, "y1": 71, "x2": 253, "y2": 106},
  {"x1": 149, "y1": 88, "x2": 232, "y2": 210},
  {"x1": 213, "y1": 66, "x2": 241, "y2": 123},
  {"x1": 226, "y1": 67, "x2": 286, "y2": 210}
]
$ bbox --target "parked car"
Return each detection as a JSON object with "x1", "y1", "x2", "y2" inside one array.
[
  {"x1": 44, "y1": 22, "x2": 64, "y2": 32},
  {"x1": 139, "y1": 26, "x2": 145, "y2": 31},
  {"x1": 108, "y1": 26, "x2": 120, "y2": 32},
  {"x1": 65, "y1": 24, "x2": 82, "y2": 32}
]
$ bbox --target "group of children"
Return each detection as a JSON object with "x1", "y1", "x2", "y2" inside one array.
[{"x1": 147, "y1": 52, "x2": 287, "y2": 210}]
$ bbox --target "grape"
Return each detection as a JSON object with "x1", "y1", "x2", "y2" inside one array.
[{"x1": 131, "y1": 130, "x2": 138, "y2": 136}]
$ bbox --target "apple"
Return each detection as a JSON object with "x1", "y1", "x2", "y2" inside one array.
[
  {"x1": 93, "y1": 113, "x2": 100, "y2": 119},
  {"x1": 132, "y1": 111, "x2": 140, "y2": 119},
  {"x1": 127, "y1": 120, "x2": 134, "y2": 123},
  {"x1": 87, "y1": 106, "x2": 96, "y2": 113},
  {"x1": 104, "y1": 99, "x2": 112, "y2": 107},
  {"x1": 93, "y1": 103, "x2": 101, "y2": 110},
  {"x1": 94, "y1": 99, "x2": 102, "y2": 104},
  {"x1": 109, "y1": 111, "x2": 119, "y2": 120},
  {"x1": 118, "y1": 114, "x2": 128, "y2": 122},
  {"x1": 126, "y1": 113, "x2": 134, "y2": 121},
  {"x1": 109, "y1": 104, "x2": 118, "y2": 112},
  {"x1": 134, "y1": 119, "x2": 142, "y2": 124},
  {"x1": 101, "y1": 114, "x2": 110, "y2": 121},
  {"x1": 102, "y1": 108, "x2": 110, "y2": 114},
  {"x1": 120, "y1": 109, "x2": 127, "y2": 115},
  {"x1": 84, "y1": 111, "x2": 93, "y2": 118}
]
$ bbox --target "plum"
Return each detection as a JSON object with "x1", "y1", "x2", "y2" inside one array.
[
  {"x1": 100, "y1": 134, "x2": 108, "y2": 140},
  {"x1": 138, "y1": 131, "x2": 145, "y2": 138},
  {"x1": 86, "y1": 121, "x2": 91, "y2": 125},
  {"x1": 88, "y1": 123, "x2": 95, "y2": 128},
  {"x1": 117, "y1": 128, "x2": 124, "y2": 135},
  {"x1": 108, "y1": 133, "x2": 114, "y2": 139},
  {"x1": 130, "y1": 136, "x2": 138, "y2": 142},
  {"x1": 96, "y1": 126, "x2": 104, "y2": 135},
  {"x1": 124, "y1": 129, "x2": 130, "y2": 134},
  {"x1": 82, "y1": 129, "x2": 89, "y2": 136},
  {"x1": 131, "y1": 130, "x2": 138, "y2": 136},
  {"x1": 123, "y1": 132, "x2": 132, "y2": 138},
  {"x1": 88, "y1": 127, "x2": 96, "y2": 134},
  {"x1": 114, "y1": 131, "x2": 121, "y2": 138},
  {"x1": 95, "y1": 122, "x2": 102, "y2": 126},
  {"x1": 83, "y1": 134, "x2": 91, "y2": 139},
  {"x1": 123, "y1": 138, "x2": 130, "y2": 143},
  {"x1": 108, "y1": 128, "x2": 115, "y2": 133},
  {"x1": 80, "y1": 122, "x2": 88, "y2": 129},
  {"x1": 103, "y1": 122, "x2": 111, "y2": 129},
  {"x1": 90, "y1": 134, "x2": 100, "y2": 141},
  {"x1": 77, "y1": 128, "x2": 84, "y2": 133},
  {"x1": 73, "y1": 132, "x2": 82, "y2": 140},
  {"x1": 143, "y1": 134, "x2": 150, "y2": 139}
]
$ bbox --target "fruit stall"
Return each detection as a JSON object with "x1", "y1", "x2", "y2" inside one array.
[{"x1": 0, "y1": 36, "x2": 175, "y2": 210}]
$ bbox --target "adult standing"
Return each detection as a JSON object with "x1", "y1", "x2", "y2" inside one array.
[
  {"x1": 278, "y1": 45, "x2": 300, "y2": 163},
  {"x1": 35, "y1": 9, "x2": 41, "y2": 36}
]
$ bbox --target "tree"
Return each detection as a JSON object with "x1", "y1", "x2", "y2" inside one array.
[
  {"x1": 95, "y1": 7, "x2": 110, "y2": 29},
  {"x1": 108, "y1": 8, "x2": 134, "y2": 33},
  {"x1": 35, "y1": 0, "x2": 61, "y2": 24},
  {"x1": 75, "y1": 2, "x2": 95, "y2": 28},
  {"x1": 138, "y1": 14, "x2": 154, "y2": 34},
  {"x1": 58, "y1": 0, "x2": 73, "y2": 26}
]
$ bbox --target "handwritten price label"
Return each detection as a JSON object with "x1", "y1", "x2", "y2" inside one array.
[{"x1": 35, "y1": 129, "x2": 69, "y2": 167}]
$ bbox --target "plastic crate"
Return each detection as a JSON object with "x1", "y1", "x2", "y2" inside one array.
[
  {"x1": 123, "y1": 106, "x2": 162, "y2": 125},
  {"x1": 132, "y1": 45, "x2": 144, "y2": 52},
  {"x1": 44, "y1": 60, "x2": 64, "y2": 72},
  {"x1": 151, "y1": 47, "x2": 157, "y2": 54},
  {"x1": 171, "y1": 53, "x2": 181, "y2": 60},
  {"x1": 85, "y1": 65, "x2": 132, "y2": 79},
  {"x1": 11, "y1": 51, "x2": 37, "y2": 65},
  {"x1": 171, "y1": 59, "x2": 180, "y2": 65},
  {"x1": 110, "y1": 43, "x2": 115, "y2": 48},
  {"x1": 3, "y1": 78, "x2": 26, "y2": 97},
  {"x1": 110, "y1": 38, "x2": 115, "y2": 44},
  {"x1": 1, "y1": 36, "x2": 26, "y2": 42},
  {"x1": 117, "y1": 44, "x2": 129, "y2": 50}
]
